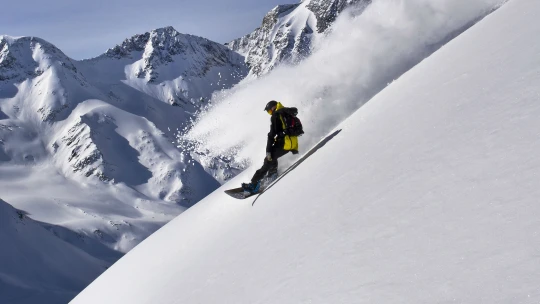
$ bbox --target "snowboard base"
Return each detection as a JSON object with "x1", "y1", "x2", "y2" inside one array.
[
  {"x1": 224, "y1": 175, "x2": 277, "y2": 200},
  {"x1": 224, "y1": 187, "x2": 259, "y2": 199}
]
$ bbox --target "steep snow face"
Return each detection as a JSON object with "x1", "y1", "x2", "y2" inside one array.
[
  {"x1": 227, "y1": 0, "x2": 370, "y2": 76},
  {"x1": 0, "y1": 198, "x2": 110, "y2": 304},
  {"x1": 71, "y1": 0, "x2": 540, "y2": 303},
  {"x1": 79, "y1": 27, "x2": 248, "y2": 106}
]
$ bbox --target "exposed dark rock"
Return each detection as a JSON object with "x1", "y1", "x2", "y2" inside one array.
[{"x1": 227, "y1": 0, "x2": 371, "y2": 76}]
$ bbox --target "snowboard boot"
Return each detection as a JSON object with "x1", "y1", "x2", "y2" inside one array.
[
  {"x1": 241, "y1": 180, "x2": 261, "y2": 194},
  {"x1": 267, "y1": 171, "x2": 278, "y2": 182}
]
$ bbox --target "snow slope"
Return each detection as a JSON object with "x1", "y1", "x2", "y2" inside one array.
[
  {"x1": 72, "y1": 0, "x2": 540, "y2": 303},
  {"x1": 0, "y1": 198, "x2": 109, "y2": 304}
]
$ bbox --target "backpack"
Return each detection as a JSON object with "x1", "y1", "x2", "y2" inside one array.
[{"x1": 279, "y1": 107, "x2": 304, "y2": 137}]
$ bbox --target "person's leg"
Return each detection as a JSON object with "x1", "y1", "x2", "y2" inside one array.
[
  {"x1": 267, "y1": 145, "x2": 289, "y2": 177},
  {"x1": 251, "y1": 146, "x2": 289, "y2": 183},
  {"x1": 251, "y1": 157, "x2": 273, "y2": 183}
]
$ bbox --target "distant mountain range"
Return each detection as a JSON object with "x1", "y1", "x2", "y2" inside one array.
[{"x1": 0, "y1": 27, "x2": 244, "y2": 304}]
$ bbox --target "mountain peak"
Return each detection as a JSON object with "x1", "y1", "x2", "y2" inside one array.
[
  {"x1": 306, "y1": 0, "x2": 371, "y2": 33},
  {"x1": 150, "y1": 26, "x2": 179, "y2": 36},
  {"x1": 104, "y1": 26, "x2": 190, "y2": 59},
  {"x1": 103, "y1": 26, "x2": 245, "y2": 83},
  {"x1": 0, "y1": 35, "x2": 77, "y2": 83},
  {"x1": 227, "y1": 0, "x2": 370, "y2": 76},
  {"x1": 0, "y1": 35, "x2": 17, "y2": 45}
]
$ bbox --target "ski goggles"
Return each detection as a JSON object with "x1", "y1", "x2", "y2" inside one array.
[{"x1": 267, "y1": 109, "x2": 273, "y2": 115}]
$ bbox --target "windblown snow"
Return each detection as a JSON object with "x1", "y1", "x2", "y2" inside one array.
[
  {"x1": 183, "y1": 0, "x2": 504, "y2": 182},
  {"x1": 71, "y1": 0, "x2": 540, "y2": 303}
]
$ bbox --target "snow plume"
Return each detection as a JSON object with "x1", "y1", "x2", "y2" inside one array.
[{"x1": 181, "y1": 0, "x2": 505, "y2": 178}]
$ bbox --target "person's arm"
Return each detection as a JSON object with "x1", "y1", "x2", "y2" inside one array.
[{"x1": 266, "y1": 115, "x2": 277, "y2": 152}]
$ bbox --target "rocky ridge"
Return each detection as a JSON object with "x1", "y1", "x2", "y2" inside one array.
[
  {"x1": 227, "y1": 0, "x2": 371, "y2": 76},
  {"x1": 103, "y1": 26, "x2": 246, "y2": 83}
]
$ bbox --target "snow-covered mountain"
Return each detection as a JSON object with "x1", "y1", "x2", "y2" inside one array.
[
  {"x1": 0, "y1": 27, "x2": 245, "y2": 303},
  {"x1": 80, "y1": 26, "x2": 247, "y2": 106},
  {"x1": 0, "y1": 28, "x2": 237, "y2": 203},
  {"x1": 70, "y1": 0, "x2": 540, "y2": 303},
  {"x1": 227, "y1": 0, "x2": 370, "y2": 76},
  {"x1": 0, "y1": 36, "x2": 99, "y2": 122}
]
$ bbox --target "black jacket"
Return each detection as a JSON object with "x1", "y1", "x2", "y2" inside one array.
[{"x1": 266, "y1": 107, "x2": 298, "y2": 152}]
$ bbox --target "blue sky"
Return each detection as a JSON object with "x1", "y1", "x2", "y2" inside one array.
[{"x1": 2, "y1": 0, "x2": 297, "y2": 60}]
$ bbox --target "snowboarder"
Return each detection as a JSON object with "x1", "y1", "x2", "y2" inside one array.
[{"x1": 241, "y1": 100, "x2": 302, "y2": 194}]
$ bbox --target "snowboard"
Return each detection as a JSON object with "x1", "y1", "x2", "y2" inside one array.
[
  {"x1": 224, "y1": 175, "x2": 277, "y2": 199},
  {"x1": 223, "y1": 129, "x2": 342, "y2": 202},
  {"x1": 224, "y1": 187, "x2": 259, "y2": 199}
]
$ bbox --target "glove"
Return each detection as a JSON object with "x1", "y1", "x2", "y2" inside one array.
[{"x1": 266, "y1": 152, "x2": 272, "y2": 161}]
